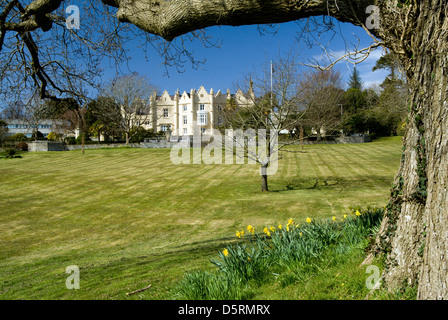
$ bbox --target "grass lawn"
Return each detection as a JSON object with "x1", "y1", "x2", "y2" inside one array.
[{"x1": 0, "y1": 137, "x2": 402, "y2": 299}]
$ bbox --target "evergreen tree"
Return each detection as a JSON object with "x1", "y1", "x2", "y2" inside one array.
[{"x1": 347, "y1": 67, "x2": 363, "y2": 90}]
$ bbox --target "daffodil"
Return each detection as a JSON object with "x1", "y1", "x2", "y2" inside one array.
[
  {"x1": 355, "y1": 210, "x2": 361, "y2": 216},
  {"x1": 300, "y1": 232, "x2": 303, "y2": 237},
  {"x1": 344, "y1": 214, "x2": 348, "y2": 219},
  {"x1": 247, "y1": 225, "x2": 255, "y2": 234},
  {"x1": 263, "y1": 227, "x2": 271, "y2": 237},
  {"x1": 332, "y1": 216, "x2": 337, "y2": 221},
  {"x1": 287, "y1": 218, "x2": 294, "y2": 226},
  {"x1": 236, "y1": 231, "x2": 241, "y2": 238},
  {"x1": 278, "y1": 224, "x2": 282, "y2": 230},
  {"x1": 223, "y1": 249, "x2": 229, "y2": 257},
  {"x1": 270, "y1": 226, "x2": 275, "y2": 232},
  {"x1": 306, "y1": 217, "x2": 312, "y2": 223}
]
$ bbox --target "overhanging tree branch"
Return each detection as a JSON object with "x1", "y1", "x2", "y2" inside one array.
[{"x1": 105, "y1": 0, "x2": 373, "y2": 41}]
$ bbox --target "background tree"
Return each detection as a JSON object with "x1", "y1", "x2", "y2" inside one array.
[
  {"x1": 372, "y1": 51, "x2": 405, "y2": 84},
  {"x1": 0, "y1": 119, "x2": 8, "y2": 145},
  {"x1": 84, "y1": 96, "x2": 122, "y2": 143},
  {"x1": 347, "y1": 67, "x2": 363, "y2": 91},
  {"x1": 101, "y1": 73, "x2": 157, "y2": 144},
  {"x1": 44, "y1": 98, "x2": 90, "y2": 153},
  {"x1": 300, "y1": 69, "x2": 344, "y2": 141},
  {"x1": 1, "y1": 94, "x2": 49, "y2": 140}
]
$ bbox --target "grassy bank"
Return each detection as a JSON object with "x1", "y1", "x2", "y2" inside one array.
[{"x1": 0, "y1": 137, "x2": 402, "y2": 299}]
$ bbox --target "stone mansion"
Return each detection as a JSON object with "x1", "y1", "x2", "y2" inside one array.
[{"x1": 135, "y1": 86, "x2": 254, "y2": 138}]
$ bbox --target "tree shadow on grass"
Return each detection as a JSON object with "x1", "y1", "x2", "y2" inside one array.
[{"x1": 271, "y1": 176, "x2": 393, "y2": 193}]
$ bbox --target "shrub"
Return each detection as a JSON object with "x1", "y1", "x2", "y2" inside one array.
[
  {"x1": 47, "y1": 132, "x2": 59, "y2": 141},
  {"x1": 75, "y1": 134, "x2": 91, "y2": 145},
  {"x1": 64, "y1": 136, "x2": 76, "y2": 145},
  {"x1": 2, "y1": 148, "x2": 21, "y2": 158},
  {"x1": 15, "y1": 141, "x2": 28, "y2": 151},
  {"x1": 5, "y1": 148, "x2": 16, "y2": 158},
  {"x1": 32, "y1": 131, "x2": 44, "y2": 139},
  {"x1": 129, "y1": 127, "x2": 155, "y2": 143},
  {"x1": 10, "y1": 133, "x2": 28, "y2": 141}
]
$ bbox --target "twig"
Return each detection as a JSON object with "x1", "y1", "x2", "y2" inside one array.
[{"x1": 126, "y1": 284, "x2": 152, "y2": 296}]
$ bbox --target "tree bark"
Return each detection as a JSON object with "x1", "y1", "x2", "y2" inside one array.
[
  {"x1": 413, "y1": 44, "x2": 448, "y2": 301},
  {"x1": 103, "y1": 0, "x2": 371, "y2": 41},
  {"x1": 362, "y1": 1, "x2": 448, "y2": 299},
  {"x1": 261, "y1": 164, "x2": 269, "y2": 192},
  {"x1": 125, "y1": 132, "x2": 130, "y2": 145}
]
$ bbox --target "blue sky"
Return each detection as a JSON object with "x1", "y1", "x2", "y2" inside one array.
[{"x1": 101, "y1": 19, "x2": 388, "y2": 96}]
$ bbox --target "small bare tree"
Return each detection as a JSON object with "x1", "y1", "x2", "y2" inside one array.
[{"x1": 220, "y1": 53, "x2": 307, "y2": 192}]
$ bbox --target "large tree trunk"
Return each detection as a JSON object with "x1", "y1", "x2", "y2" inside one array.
[{"x1": 368, "y1": 1, "x2": 448, "y2": 299}]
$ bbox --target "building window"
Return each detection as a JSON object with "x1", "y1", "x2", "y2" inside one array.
[
  {"x1": 198, "y1": 113, "x2": 207, "y2": 125},
  {"x1": 218, "y1": 116, "x2": 223, "y2": 125},
  {"x1": 199, "y1": 104, "x2": 205, "y2": 111},
  {"x1": 163, "y1": 108, "x2": 169, "y2": 117},
  {"x1": 183, "y1": 128, "x2": 187, "y2": 135},
  {"x1": 160, "y1": 125, "x2": 171, "y2": 132},
  {"x1": 183, "y1": 116, "x2": 187, "y2": 125},
  {"x1": 183, "y1": 105, "x2": 187, "y2": 112}
]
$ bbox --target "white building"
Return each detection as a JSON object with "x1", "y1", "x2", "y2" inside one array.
[
  {"x1": 4, "y1": 119, "x2": 66, "y2": 138},
  {"x1": 136, "y1": 86, "x2": 253, "y2": 139}
]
